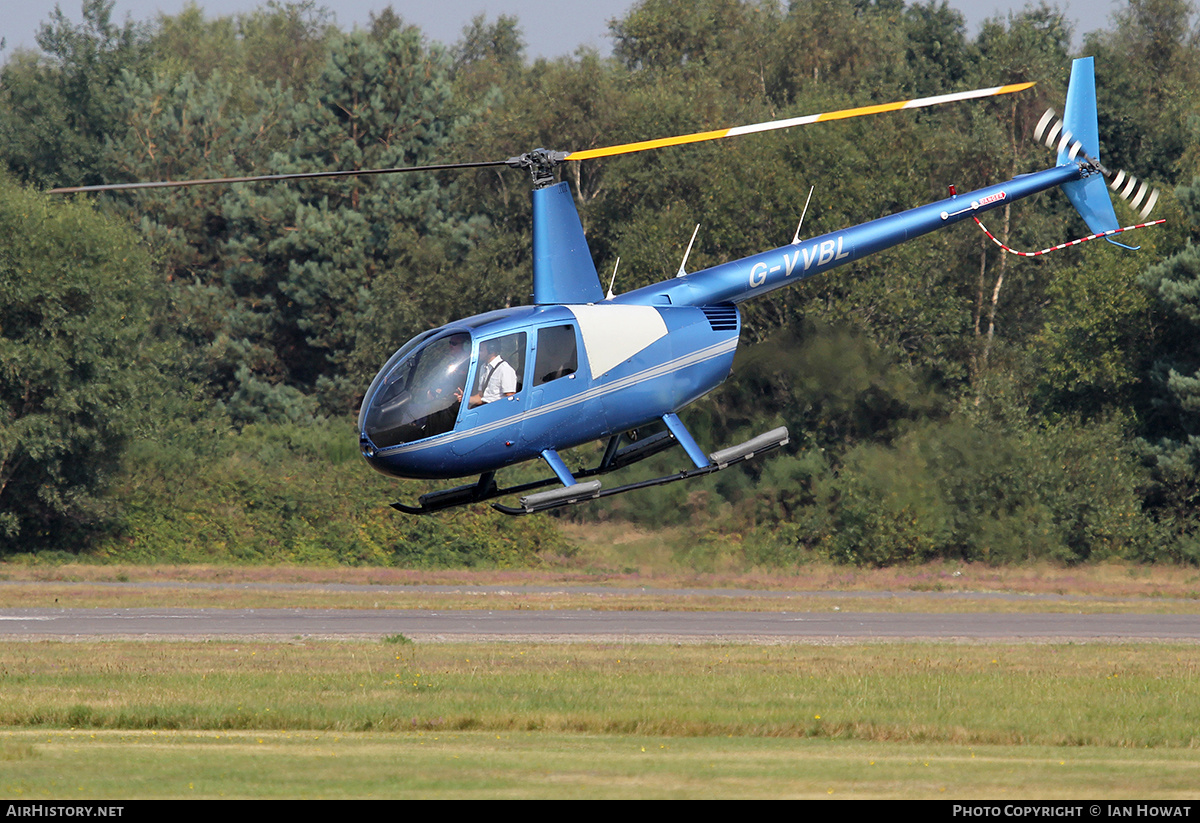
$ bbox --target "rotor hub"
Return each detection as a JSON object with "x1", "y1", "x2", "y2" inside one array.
[{"x1": 506, "y1": 148, "x2": 569, "y2": 188}]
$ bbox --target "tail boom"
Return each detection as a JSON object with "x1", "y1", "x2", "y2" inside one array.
[{"x1": 617, "y1": 163, "x2": 1083, "y2": 308}]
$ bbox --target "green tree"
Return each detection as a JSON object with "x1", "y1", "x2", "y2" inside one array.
[
  {"x1": 234, "y1": 0, "x2": 336, "y2": 88},
  {"x1": 901, "y1": 0, "x2": 974, "y2": 95},
  {"x1": 214, "y1": 26, "x2": 472, "y2": 419},
  {"x1": 0, "y1": 173, "x2": 159, "y2": 549},
  {"x1": 454, "y1": 12, "x2": 525, "y2": 75},
  {"x1": 101, "y1": 68, "x2": 296, "y2": 406},
  {"x1": 796, "y1": 411, "x2": 1151, "y2": 566},
  {"x1": 968, "y1": 5, "x2": 1075, "y2": 384},
  {"x1": 1137, "y1": 178, "x2": 1200, "y2": 510},
  {"x1": 147, "y1": 1, "x2": 334, "y2": 88},
  {"x1": 0, "y1": 0, "x2": 151, "y2": 188},
  {"x1": 612, "y1": 0, "x2": 761, "y2": 74},
  {"x1": 1086, "y1": 0, "x2": 1200, "y2": 183},
  {"x1": 100, "y1": 22, "x2": 476, "y2": 423}
]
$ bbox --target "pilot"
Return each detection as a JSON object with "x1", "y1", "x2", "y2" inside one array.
[
  {"x1": 468, "y1": 337, "x2": 517, "y2": 407},
  {"x1": 423, "y1": 335, "x2": 469, "y2": 433},
  {"x1": 441, "y1": 336, "x2": 469, "y2": 402}
]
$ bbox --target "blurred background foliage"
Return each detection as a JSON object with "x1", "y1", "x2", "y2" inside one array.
[{"x1": 2, "y1": 0, "x2": 1200, "y2": 566}]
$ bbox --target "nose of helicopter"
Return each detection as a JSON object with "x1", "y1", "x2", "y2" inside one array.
[
  {"x1": 360, "y1": 435, "x2": 378, "y2": 460},
  {"x1": 359, "y1": 435, "x2": 465, "y2": 481},
  {"x1": 359, "y1": 332, "x2": 470, "y2": 450},
  {"x1": 359, "y1": 435, "x2": 411, "y2": 478}
]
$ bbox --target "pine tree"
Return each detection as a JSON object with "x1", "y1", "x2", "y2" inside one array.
[{"x1": 1138, "y1": 179, "x2": 1200, "y2": 509}]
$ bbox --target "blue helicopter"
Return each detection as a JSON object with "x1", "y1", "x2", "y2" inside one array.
[
  {"x1": 361, "y1": 57, "x2": 1161, "y2": 516},
  {"x1": 54, "y1": 58, "x2": 1160, "y2": 516}
]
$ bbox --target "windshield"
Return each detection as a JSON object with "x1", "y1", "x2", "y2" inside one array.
[{"x1": 360, "y1": 332, "x2": 471, "y2": 449}]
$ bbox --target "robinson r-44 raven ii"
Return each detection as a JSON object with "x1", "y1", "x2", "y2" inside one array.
[{"x1": 53, "y1": 57, "x2": 1162, "y2": 515}]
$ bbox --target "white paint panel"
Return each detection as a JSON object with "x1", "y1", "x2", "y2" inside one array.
[{"x1": 567, "y1": 304, "x2": 668, "y2": 380}]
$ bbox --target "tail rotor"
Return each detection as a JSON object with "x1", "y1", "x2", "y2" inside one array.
[{"x1": 1033, "y1": 107, "x2": 1159, "y2": 220}]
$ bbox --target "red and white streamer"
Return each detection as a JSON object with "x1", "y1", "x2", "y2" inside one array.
[{"x1": 972, "y1": 216, "x2": 1166, "y2": 257}]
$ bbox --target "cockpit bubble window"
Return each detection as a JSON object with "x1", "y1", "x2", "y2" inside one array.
[
  {"x1": 533, "y1": 325, "x2": 578, "y2": 386},
  {"x1": 361, "y1": 332, "x2": 471, "y2": 448}
]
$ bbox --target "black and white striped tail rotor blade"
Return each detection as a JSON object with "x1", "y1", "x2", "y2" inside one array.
[
  {"x1": 1108, "y1": 169, "x2": 1160, "y2": 220},
  {"x1": 1033, "y1": 107, "x2": 1159, "y2": 220},
  {"x1": 1034, "y1": 108, "x2": 1090, "y2": 163}
]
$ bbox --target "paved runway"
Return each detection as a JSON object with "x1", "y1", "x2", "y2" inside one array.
[{"x1": 1, "y1": 607, "x2": 1198, "y2": 641}]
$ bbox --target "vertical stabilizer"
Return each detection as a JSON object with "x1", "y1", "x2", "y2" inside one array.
[
  {"x1": 1058, "y1": 57, "x2": 1131, "y2": 247},
  {"x1": 1058, "y1": 57, "x2": 1101, "y2": 166}
]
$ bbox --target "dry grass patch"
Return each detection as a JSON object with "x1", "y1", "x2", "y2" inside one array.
[{"x1": 3, "y1": 553, "x2": 1200, "y2": 612}]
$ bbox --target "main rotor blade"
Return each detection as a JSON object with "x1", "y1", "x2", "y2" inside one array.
[
  {"x1": 47, "y1": 159, "x2": 511, "y2": 194},
  {"x1": 49, "y1": 82, "x2": 1033, "y2": 194},
  {"x1": 563, "y1": 82, "x2": 1036, "y2": 162}
]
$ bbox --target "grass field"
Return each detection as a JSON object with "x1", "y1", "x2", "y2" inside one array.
[
  {"x1": 6, "y1": 729, "x2": 1199, "y2": 799},
  {"x1": 1, "y1": 559, "x2": 1198, "y2": 798},
  {"x1": 2, "y1": 637, "x2": 1200, "y2": 798}
]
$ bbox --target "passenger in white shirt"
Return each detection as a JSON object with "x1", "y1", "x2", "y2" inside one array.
[{"x1": 468, "y1": 338, "x2": 517, "y2": 407}]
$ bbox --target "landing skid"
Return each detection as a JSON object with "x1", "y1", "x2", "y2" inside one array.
[
  {"x1": 493, "y1": 426, "x2": 789, "y2": 515},
  {"x1": 390, "y1": 426, "x2": 789, "y2": 516},
  {"x1": 389, "y1": 428, "x2": 678, "y2": 515}
]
